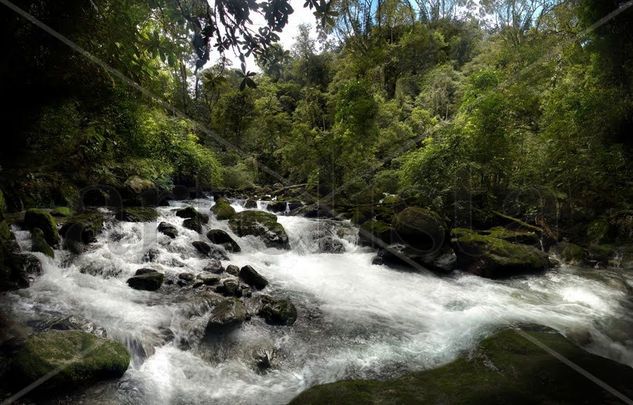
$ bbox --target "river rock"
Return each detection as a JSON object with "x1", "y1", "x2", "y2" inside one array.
[
  {"x1": 31, "y1": 228, "x2": 54, "y2": 258},
  {"x1": 239, "y1": 265, "x2": 268, "y2": 290},
  {"x1": 291, "y1": 204, "x2": 333, "y2": 218},
  {"x1": 244, "y1": 199, "x2": 258, "y2": 208},
  {"x1": 226, "y1": 264, "x2": 240, "y2": 276},
  {"x1": 207, "y1": 229, "x2": 241, "y2": 252},
  {"x1": 176, "y1": 206, "x2": 208, "y2": 221},
  {"x1": 192, "y1": 241, "x2": 229, "y2": 260},
  {"x1": 11, "y1": 330, "x2": 130, "y2": 392},
  {"x1": 158, "y1": 222, "x2": 178, "y2": 238},
  {"x1": 59, "y1": 210, "x2": 105, "y2": 250},
  {"x1": 115, "y1": 207, "x2": 158, "y2": 222},
  {"x1": 229, "y1": 211, "x2": 289, "y2": 249},
  {"x1": 195, "y1": 273, "x2": 221, "y2": 286},
  {"x1": 215, "y1": 278, "x2": 242, "y2": 297},
  {"x1": 268, "y1": 201, "x2": 287, "y2": 213},
  {"x1": 127, "y1": 268, "x2": 164, "y2": 291},
  {"x1": 451, "y1": 228, "x2": 550, "y2": 278},
  {"x1": 203, "y1": 259, "x2": 224, "y2": 274},
  {"x1": 359, "y1": 219, "x2": 392, "y2": 246},
  {"x1": 289, "y1": 325, "x2": 633, "y2": 404},
  {"x1": 183, "y1": 216, "x2": 205, "y2": 233},
  {"x1": 376, "y1": 244, "x2": 456, "y2": 273},
  {"x1": 257, "y1": 296, "x2": 297, "y2": 326},
  {"x1": 24, "y1": 209, "x2": 60, "y2": 247},
  {"x1": 206, "y1": 298, "x2": 249, "y2": 333},
  {"x1": 212, "y1": 199, "x2": 236, "y2": 220},
  {"x1": 392, "y1": 207, "x2": 446, "y2": 251}
]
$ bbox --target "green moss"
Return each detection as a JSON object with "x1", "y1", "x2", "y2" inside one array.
[
  {"x1": 59, "y1": 210, "x2": 105, "y2": 248},
  {"x1": 31, "y1": 228, "x2": 54, "y2": 258},
  {"x1": 484, "y1": 226, "x2": 539, "y2": 245},
  {"x1": 115, "y1": 207, "x2": 158, "y2": 222},
  {"x1": 212, "y1": 201, "x2": 236, "y2": 220},
  {"x1": 451, "y1": 228, "x2": 550, "y2": 278},
  {"x1": 290, "y1": 327, "x2": 633, "y2": 404},
  {"x1": 51, "y1": 206, "x2": 72, "y2": 217},
  {"x1": 12, "y1": 330, "x2": 130, "y2": 392},
  {"x1": 24, "y1": 209, "x2": 60, "y2": 247}
]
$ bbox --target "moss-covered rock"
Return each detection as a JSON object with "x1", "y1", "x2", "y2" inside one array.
[
  {"x1": 24, "y1": 209, "x2": 60, "y2": 247},
  {"x1": 290, "y1": 326, "x2": 633, "y2": 404},
  {"x1": 229, "y1": 210, "x2": 289, "y2": 249},
  {"x1": 59, "y1": 210, "x2": 105, "y2": 251},
  {"x1": 31, "y1": 228, "x2": 54, "y2": 258},
  {"x1": 451, "y1": 228, "x2": 550, "y2": 278},
  {"x1": 212, "y1": 200, "x2": 236, "y2": 220},
  {"x1": 392, "y1": 207, "x2": 446, "y2": 251},
  {"x1": 268, "y1": 200, "x2": 288, "y2": 213},
  {"x1": 11, "y1": 330, "x2": 129, "y2": 392},
  {"x1": 115, "y1": 207, "x2": 158, "y2": 222}
]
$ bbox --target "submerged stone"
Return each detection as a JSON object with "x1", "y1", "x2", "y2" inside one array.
[{"x1": 206, "y1": 298, "x2": 248, "y2": 333}]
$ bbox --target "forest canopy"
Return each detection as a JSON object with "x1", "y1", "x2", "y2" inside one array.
[{"x1": 0, "y1": 0, "x2": 632, "y2": 234}]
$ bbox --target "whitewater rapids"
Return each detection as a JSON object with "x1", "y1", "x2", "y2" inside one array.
[{"x1": 3, "y1": 198, "x2": 633, "y2": 404}]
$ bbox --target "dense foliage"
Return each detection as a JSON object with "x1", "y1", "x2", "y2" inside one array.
[{"x1": 1, "y1": 0, "x2": 632, "y2": 231}]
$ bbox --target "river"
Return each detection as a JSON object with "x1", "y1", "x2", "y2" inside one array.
[{"x1": 3, "y1": 198, "x2": 633, "y2": 404}]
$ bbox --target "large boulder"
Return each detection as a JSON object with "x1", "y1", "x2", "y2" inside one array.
[
  {"x1": 11, "y1": 330, "x2": 129, "y2": 392},
  {"x1": 229, "y1": 211, "x2": 289, "y2": 249},
  {"x1": 451, "y1": 228, "x2": 550, "y2": 278},
  {"x1": 257, "y1": 296, "x2": 297, "y2": 326},
  {"x1": 392, "y1": 207, "x2": 446, "y2": 251},
  {"x1": 115, "y1": 207, "x2": 158, "y2": 222},
  {"x1": 183, "y1": 217, "x2": 205, "y2": 233},
  {"x1": 290, "y1": 325, "x2": 633, "y2": 404},
  {"x1": 126, "y1": 268, "x2": 164, "y2": 291},
  {"x1": 238, "y1": 265, "x2": 268, "y2": 290},
  {"x1": 211, "y1": 199, "x2": 236, "y2": 220},
  {"x1": 207, "y1": 229, "x2": 241, "y2": 252},
  {"x1": 205, "y1": 298, "x2": 249, "y2": 333},
  {"x1": 24, "y1": 209, "x2": 60, "y2": 247}
]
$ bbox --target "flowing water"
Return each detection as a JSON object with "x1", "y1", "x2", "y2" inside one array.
[{"x1": 3, "y1": 198, "x2": 633, "y2": 404}]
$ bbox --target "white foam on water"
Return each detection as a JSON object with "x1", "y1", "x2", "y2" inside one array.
[{"x1": 3, "y1": 199, "x2": 633, "y2": 404}]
